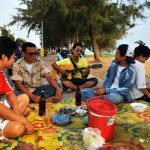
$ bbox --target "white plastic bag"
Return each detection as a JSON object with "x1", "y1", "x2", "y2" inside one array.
[{"x1": 82, "y1": 127, "x2": 105, "y2": 150}]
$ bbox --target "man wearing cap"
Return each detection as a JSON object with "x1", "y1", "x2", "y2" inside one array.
[
  {"x1": 81, "y1": 44, "x2": 136, "y2": 104},
  {"x1": 51, "y1": 42, "x2": 98, "y2": 92}
]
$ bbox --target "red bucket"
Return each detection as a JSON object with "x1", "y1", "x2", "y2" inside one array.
[{"x1": 87, "y1": 96, "x2": 117, "y2": 141}]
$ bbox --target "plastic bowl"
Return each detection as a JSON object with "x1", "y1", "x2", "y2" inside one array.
[
  {"x1": 130, "y1": 103, "x2": 147, "y2": 113},
  {"x1": 52, "y1": 114, "x2": 72, "y2": 126},
  {"x1": 76, "y1": 109, "x2": 87, "y2": 117}
]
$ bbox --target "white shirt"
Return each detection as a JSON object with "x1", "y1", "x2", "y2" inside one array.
[
  {"x1": 110, "y1": 66, "x2": 125, "y2": 88},
  {"x1": 129, "y1": 60, "x2": 145, "y2": 99},
  {"x1": 25, "y1": 63, "x2": 33, "y2": 75}
]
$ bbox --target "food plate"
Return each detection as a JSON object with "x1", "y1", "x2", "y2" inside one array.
[
  {"x1": 82, "y1": 116, "x2": 88, "y2": 125},
  {"x1": 57, "y1": 106, "x2": 77, "y2": 115},
  {"x1": 52, "y1": 114, "x2": 72, "y2": 126}
]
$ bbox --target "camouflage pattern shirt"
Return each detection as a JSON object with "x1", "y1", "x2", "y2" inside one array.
[{"x1": 12, "y1": 58, "x2": 50, "y2": 92}]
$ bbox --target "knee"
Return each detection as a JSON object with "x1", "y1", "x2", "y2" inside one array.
[
  {"x1": 4, "y1": 122, "x2": 25, "y2": 138},
  {"x1": 21, "y1": 94, "x2": 30, "y2": 105},
  {"x1": 107, "y1": 93, "x2": 124, "y2": 104},
  {"x1": 91, "y1": 78, "x2": 98, "y2": 86},
  {"x1": 81, "y1": 88, "x2": 96, "y2": 100},
  {"x1": 12, "y1": 123, "x2": 25, "y2": 137}
]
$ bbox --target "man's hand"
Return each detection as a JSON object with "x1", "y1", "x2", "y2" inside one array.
[
  {"x1": 55, "y1": 88, "x2": 62, "y2": 102},
  {"x1": 30, "y1": 94, "x2": 40, "y2": 103},
  {"x1": 24, "y1": 120, "x2": 34, "y2": 135},
  {"x1": 94, "y1": 87, "x2": 106, "y2": 95}
]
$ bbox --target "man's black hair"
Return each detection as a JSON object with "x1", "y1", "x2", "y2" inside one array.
[
  {"x1": 134, "y1": 45, "x2": 150, "y2": 58},
  {"x1": 22, "y1": 42, "x2": 36, "y2": 52},
  {"x1": 0, "y1": 36, "x2": 18, "y2": 59},
  {"x1": 118, "y1": 44, "x2": 135, "y2": 64},
  {"x1": 73, "y1": 42, "x2": 83, "y2": 50}
]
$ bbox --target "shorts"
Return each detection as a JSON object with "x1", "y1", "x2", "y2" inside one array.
[{"x1": 0, "y1": 100, "x2": 10, "y2": 141}]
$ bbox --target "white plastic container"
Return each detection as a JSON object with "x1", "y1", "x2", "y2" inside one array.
[{"x1": 130, "y1": 103, "x2": 147, "y2": 113}]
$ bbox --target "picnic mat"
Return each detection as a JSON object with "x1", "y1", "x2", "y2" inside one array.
[{"x1": 0, "y1": 98, "x2": 150, "y2": 150}]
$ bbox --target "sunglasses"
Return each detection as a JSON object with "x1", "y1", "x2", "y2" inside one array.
[{"x1": 26, "y1": 52, "x2": 37, "y2": 56}]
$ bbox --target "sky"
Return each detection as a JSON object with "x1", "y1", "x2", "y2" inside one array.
[
  {"x1": 0, "y1": 0, "x2": 150, "y2": 48},
  {"x1": 0, "y1": 0, "x2": 41, "y2": 47}
]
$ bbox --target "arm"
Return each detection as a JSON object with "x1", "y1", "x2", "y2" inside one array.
[
  {"x1": 106, "y1": 68, "x2": 135, "y2": 95},
  {"x1": 79, "y1": 58, "x2": 90, "y2": 78},
  {"x1": 81, "y1": 66, "x2": 90, "y2": 78},
  {"x1": 134, "y1": 62, "x2": 150, "y2": 97},
  {"x1": 44, "y1": 73, "x2": 62, "y2": 101},
  {"x1": 6, "y1": 91, "x2": 20, "y2": 114},
  {"x1": 14, "y1": 80, "x2": 40, "y2": 103},
  {"x1": 51, "y1": 62, "x2": 66, "y2": 75},
  {"x1": 140, "y1": 88, "x2": 150, "y2": 97},
  {"x1": 102, "y1": 60, "x2": 116, "y2": 87},
  {"x1": 12, "y1": 62, "x2": 40, "y2": 102},
  {"x1": 0, "y1": 103, "x2": 34, "y2": 134}
]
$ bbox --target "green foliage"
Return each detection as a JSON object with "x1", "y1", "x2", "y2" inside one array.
[
  {"x1": 10, "y1": 0, "x2": 150, "y2": 51},
  {"x1": 16, "y1": 38, "x2": 26, "y2": 47},
  {"x1": 0, "y1": 26, "x2": 15, "y2": 40}
]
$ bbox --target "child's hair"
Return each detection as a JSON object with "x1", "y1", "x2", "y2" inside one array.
[
  {"x1": 134, "y1": 43, "x2": 150, "y2": 58},
  {"x1": 22, "y1": 42, "x2": 36, "y2": 52},
  {"x1": 118, "y1": 44, "x2": 135, "y2": 64},
  {"x1": 0, "y1": 36, "x2": 18, "y2": 59}
]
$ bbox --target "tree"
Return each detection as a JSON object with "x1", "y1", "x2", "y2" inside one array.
[
  {"x1": 16, "y1": 38, "x2": 26, "y2": 47},
  {"x1": 10, "y1": 0, "x2": 150, "y2": 61},
  {"x1": 0, "y1": 26, "x2": 15, "y2": 40}
]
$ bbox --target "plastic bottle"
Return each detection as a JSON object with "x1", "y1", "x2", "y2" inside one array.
[
  {"x1": 39, "y1": 90, "x2": 46, "y2": 116},
  {"x1": 75, "y1": 86, "x2": 81, "y2": 106}
]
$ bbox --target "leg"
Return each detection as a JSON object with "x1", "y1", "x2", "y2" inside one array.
[
  {"x1": 80, "y1": 78, "x2": 98, "y2": 89},
  {"x1": 1, "y1": 121, "x2": 25, "y2": 139},
  {"x1": 33, "y1": 85, "x2": 56, "y2": 98},
  {"x1": 81, "y1": 88, "x2": 96, "y2": 100},
  {"x1": 17, "y1": 94, "x2": 30, "y2": 116},
  {"x1": 71, "y1": 78, "x2": 98, "y2": 90},
  {"x1": 106, "y1": 93, "x2": 124, "y2": 104},
  {"x1": 62, "y1": 80, "x2": 77, "y2": 90}
]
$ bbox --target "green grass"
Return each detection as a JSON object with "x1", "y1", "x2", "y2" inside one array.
[
  {"x1": 101, "y1": 54, "x2": 114, "y2": 58},
  {"x1": 85, "y1": 53, "x2": 114, "y2": 58}
]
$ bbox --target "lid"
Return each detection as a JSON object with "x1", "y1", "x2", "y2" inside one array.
[{"x1": 89, "y1": 100, "x2": 117, "y2": 116}]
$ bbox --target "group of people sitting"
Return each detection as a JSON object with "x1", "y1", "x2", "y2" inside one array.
[{"x1": 0, "y1": 36, "x2": 150, "y2": 140}]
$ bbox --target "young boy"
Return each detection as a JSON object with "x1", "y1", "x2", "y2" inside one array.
[
  {"x1": 81, "y1": 44, "x2": 136, "y2": 104},
  {"x1": 0, "y1": 36, "x2": 34, "y2": 140},
  {"x1": 129, "y1": 42, "x2": 150, "y2": 102}
]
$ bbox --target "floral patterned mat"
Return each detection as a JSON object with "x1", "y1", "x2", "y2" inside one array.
[{"x1": 0, "y1": 99, "x2": 150, "y2": 150}]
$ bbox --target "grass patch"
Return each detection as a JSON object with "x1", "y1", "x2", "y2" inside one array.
[
  {"x1": 101, "y1": 54, "x2": 114, "y2": 58},
  {"x1": 85, "y1": 54, "x2": 114, "y2": 58}
]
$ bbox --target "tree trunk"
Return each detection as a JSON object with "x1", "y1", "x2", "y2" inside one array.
[{"x1": 90, "y1": 28, "x2": 102, "y2": 62}]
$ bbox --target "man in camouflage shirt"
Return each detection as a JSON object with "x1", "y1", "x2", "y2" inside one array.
[{"x1": 12, "y1": 42, "x2": 62, "y2": 103}]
